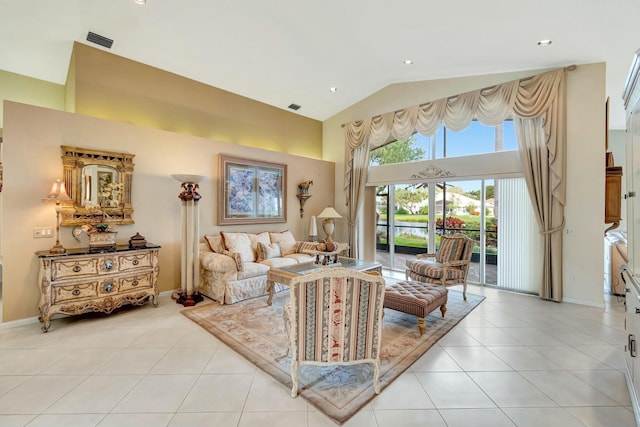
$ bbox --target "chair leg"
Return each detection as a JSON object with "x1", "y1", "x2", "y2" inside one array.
[
  {"x1": 417, "y1": 317, "x2": 425, "y2": 336},
  {"x1": 463, "y1": 283, "x2": 467, "y2": 301},
  {"x1": 440, "y1": 303, "x2": 447, "y2": 317},
  {"x1": 373, "y1": 361, "x2": 381, "y2": 394}
]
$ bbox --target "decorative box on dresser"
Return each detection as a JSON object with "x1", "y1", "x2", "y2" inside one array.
[
  {"x1": 622, "y1": 48, "x2": 640, "y2": 426},
  {"x1": 36, "y1": 244, "x2": 160, "y2": 332}
]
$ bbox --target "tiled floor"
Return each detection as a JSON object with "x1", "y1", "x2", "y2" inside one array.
[{"x1": 0, "y1": 281, "x2": 636, "y2": 427}]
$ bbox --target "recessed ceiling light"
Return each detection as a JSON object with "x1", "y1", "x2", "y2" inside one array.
[
  {"x1": 329, "y1": 87, "x2": 338, "y2": 93},
  {"x1": 537, "y1": 39, "x2": 552, "y2": 46},
  {"x1": 403, "y1": 59, "x2": 413, "y2": 65},
  {"x1": 134, "y1": 0, "x2": 147, "y2": 4}
]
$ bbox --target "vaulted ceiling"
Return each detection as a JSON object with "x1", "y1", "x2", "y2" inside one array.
[{"x1": 0, "y1": 0, "x2": 638, "y2": 129}]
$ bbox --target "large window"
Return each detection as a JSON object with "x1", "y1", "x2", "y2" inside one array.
[
  {"x1": 370, "y1": 120, "x2": 517, "y2": 166},
  {"x1": 371, "y1": 120, "x2": 541, "y2": 294}
]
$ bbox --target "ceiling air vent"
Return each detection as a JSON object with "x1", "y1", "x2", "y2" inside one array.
[
  {"x1": 86, "y1": 32, "x2": 114, "y2": 49},
  {"x1": 288, "y1": 103, "x2": 301, "y2": 111}
]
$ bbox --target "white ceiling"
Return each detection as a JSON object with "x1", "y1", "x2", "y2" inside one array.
[{"x1": 0, "y1": 0, "x2": 638, "y2": 129}]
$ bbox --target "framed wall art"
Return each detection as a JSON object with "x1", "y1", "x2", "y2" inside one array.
[{"x1": 218, "y1": 154, "x2": 287, "y2": 225}]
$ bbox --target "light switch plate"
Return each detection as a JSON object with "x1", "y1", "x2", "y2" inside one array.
[{"x1": 33, "y1": 227, "x2": 53, "y2": 238}]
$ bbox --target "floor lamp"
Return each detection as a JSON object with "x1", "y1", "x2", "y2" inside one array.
[{"x1": 172, "y1": 174, "x2": 206, "y2": 307}]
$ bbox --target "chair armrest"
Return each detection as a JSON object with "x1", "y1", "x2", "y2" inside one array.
[
  {"x1": 200, "y1": 251, "x2": 238, "y2": 273},
  {"x1": 442, "y1": 259, "x2": 470, "y2": 268},
  {"x1": 416, "y1": 252, "x2": 437, "y2": 259}
]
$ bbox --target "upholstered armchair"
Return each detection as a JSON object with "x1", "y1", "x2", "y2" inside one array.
[
  {"x1": 283, "y1": 267, "x2": 386, "y2": 398},
  {"x1": 405, "y1": 233, "x2": 475, "y2": 301}
]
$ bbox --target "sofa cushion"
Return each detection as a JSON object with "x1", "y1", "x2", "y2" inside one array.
[
  {"x1": 204, "y1": 234, "x2": 226, "y2": 254},
  {"x1": 260, "y1": 257, "x2": 297, "y2": 269},
  {"x1": 221, "y1": 231, "x2": 255, "y2": 263},
  {"x1": 223, "y1": 250, "x2": 244, "y2": 271},
  {"x1": 237, "y1": 262, "x2": 270, "y2": 280},
  {"x1": 284, "y1": 253, "x2": 315, "y2": 263},
  {"x1": 269, "y1": 230, "x2": 297, "y2": 255},
  {"x1": 257, "y1": 242, "x2": 282, "y2": 262}
]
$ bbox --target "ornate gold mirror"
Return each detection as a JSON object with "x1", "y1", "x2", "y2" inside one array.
[{"x1": 60, "y1": 146, "x2": 135, "y2": 226}]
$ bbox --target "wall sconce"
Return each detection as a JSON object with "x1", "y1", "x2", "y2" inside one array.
[
  {"x1": 317, "y1": 206, "x2": 342, "y2": 242},
  {"x1": 42, "y1": 179, "x2": 71, "y2": 254},
  {"x1": 296, "y1": 180, "x2": 313, "y2": 218}
]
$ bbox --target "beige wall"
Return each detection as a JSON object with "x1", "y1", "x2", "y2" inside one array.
[
  {"x1": 2, "y1": 101, "x2": 334, "y2": 324},
  {"x1": 0, "y1": 70, "x2": 65, "y2": 128},
  {"x1": 324, "y1": 63, "x2": 607, "y2": 307},
  {"x1": 68, "y1": 43, "x2": 323, "y2": 159}
]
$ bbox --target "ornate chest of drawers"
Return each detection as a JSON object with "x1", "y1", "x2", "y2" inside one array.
[{"x1": 36, "y1": 244, "x2": 160, "y2": 332}]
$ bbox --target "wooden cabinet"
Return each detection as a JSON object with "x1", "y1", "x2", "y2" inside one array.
[
  {"x1": 36, "y1": 244, "x2": 160, "y2": 332},
  {"x1": 623, "y1": 48, "x2": 640, "y2": 426}
]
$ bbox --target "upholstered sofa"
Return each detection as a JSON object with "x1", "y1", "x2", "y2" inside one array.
[{"x1": 199, "y1": 230, "x2": 316, "y2": 304}]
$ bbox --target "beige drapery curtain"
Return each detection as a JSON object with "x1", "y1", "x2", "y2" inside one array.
[{"x1": 343, "y1": 69, "x2": 566, "y2": 301}]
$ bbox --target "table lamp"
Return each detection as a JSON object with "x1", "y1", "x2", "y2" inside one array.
[
  {"x1": 43, "y1": 179, "x2": 71, "y2": 254},
  {"x1": 317, "y1": 207, "x2": 342, "y2": 242}
]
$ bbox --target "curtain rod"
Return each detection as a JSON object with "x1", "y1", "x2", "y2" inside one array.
[{"x1": 340, "y1": 65, "x2": 577, "y2": 128}]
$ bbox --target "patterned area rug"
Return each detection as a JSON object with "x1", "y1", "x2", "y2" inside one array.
[{"x1": 182, "y1": 287, "x2": 485, "y2": 425}]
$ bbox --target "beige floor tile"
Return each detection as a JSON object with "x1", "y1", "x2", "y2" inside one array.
[
  {"x1": 463, "y1": 327, "x2": 524, "y2": 346},
  {"x1": 436, "y1": 328, "x2": 482, "y2": 346},
  {"x1": 410, "y1": 345, "x2": 463, "y2": 372},
  {"x1": 0, "y1": 375, "x2": 86, "y2": 414},
  {"x1": 438, "y1": 408, "x2": 516, "y2": 427},
  {"x1": 244, "y1": 370, "x2": 307, "y2": 412},
  {"x1": 0, "y1": 414, "x2": 36, "y2": 427},
  {"x1": 168, "y1": 412, "x2": 242, "y2": 427},
  {"x1": 94, "y1": 348, "x2": 169, "y2": 375},
  {"x1": 370, "y1": 373, "x2": 434, "y2": 410},
  {"x1": 45, "y1": 375, "x2": 142, "y2": 414},
  {"x1": 41, "y1": 348, "x2": 121, "y2": 375},
  {"x1": 24, "y1": 413, "x2": 105, "y2": 427},
  {"x1": 202, "y1": 346, "x2": 257, "y2": 374},
  {"x1": 374, "y1": 409, "x2": 447, "y2": 427},
  {"x1": 569, "y1": 369, "x2": 632, "y2": 406},
  {"x1": 468, "y1": 371, "x2": 557, "y2": 407},
  {"x1": 178, "y1": 373, "x2": 254, "y2": 412},
  {"x1": 519, "y1": 371, "x2": 619, "y2": 407},
  {"x1": 565, "y1": 406, "x2": 636, "y2": 427},
  {"x1": 238, "y1": 411, "x2": 308, "y2": 427},
  {"x1": 96, "y1": 413, "x2": 174, "y2": 427},
  {"x1": 529, "y1": 345, "x2": 611, "y2": 370},
  {"x1": 443, "y1": 346, "x2": 513, "y2": 371},
  {"x1": 485, "y1": 346, "x2": 564, "y2": 371},
  {"x1": 111, "y1": 374, "x2": 198, "y2": 413},
  {"x1": 149, "y1": 347, "x2": 216, "y2": 374},
  {"x1": 501, "y1": 407, "x2": 585, "y2": 427},
  {"x1": 414, "y1": 372, "x2": 495, "y2": 409},
  {"x1": 308, "y1": 408, "x2": 376, "y2": 427}
]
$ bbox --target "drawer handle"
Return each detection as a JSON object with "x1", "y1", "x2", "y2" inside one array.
[
  {"x1": 133, "y1": 260, "x2": 139, "y2": 266},
  {"x1": 103, "y1": 282, "x2": 113, "y2": 293},
  {"x1": 132, "y1": 280, "x2": 139, "y2": 287},
  {"x1": 72, "y1": 265, "x2": 81, "y2": 273},
  {"x1": 104, "y1": 260, "x2": 113, "y2": 271},
  {"x1": 72, "y1": 289, "x2": 81, "y2": 296}
]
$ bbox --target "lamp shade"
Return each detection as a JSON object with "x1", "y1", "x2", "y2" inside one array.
[
  {"x1": 43, "y1": 179, "x2": 71, "y2": 203},
  {"x1": 317, "y1": 207, "x2": 342, "y2": 219}
]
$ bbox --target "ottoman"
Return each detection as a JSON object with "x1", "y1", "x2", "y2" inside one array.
[{"x1": 383, "y1": 281, "x2": 448, "y2": 336}]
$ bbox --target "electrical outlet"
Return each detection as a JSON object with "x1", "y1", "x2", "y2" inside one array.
[{"x1": 33, "y1": 227, "x2": 53, "y2": 238}]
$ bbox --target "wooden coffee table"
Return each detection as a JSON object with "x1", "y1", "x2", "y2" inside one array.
[{"x1": 266, "y1": 257, "x2": 382, "y2": 305}]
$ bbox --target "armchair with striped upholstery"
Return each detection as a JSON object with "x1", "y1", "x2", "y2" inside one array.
[
  {"x1": 283, "y1": 267, "x2": 386, "y2": 398},
  {"x1": 405, "y1": 233, "x2": 475, "y2": 301}
]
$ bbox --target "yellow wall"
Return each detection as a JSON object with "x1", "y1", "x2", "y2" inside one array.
[
  {"x1": 2, "y1": 101, "x2": 334, "y2": 323},
  {"x1": 68, "y1": 43, "x2": 323, "y2": 158},
  {"x1": 0, "y1": 70, "x2": 65, "y2": 128},
  {"x1": 323, "y1": 63, "x2": 607, "y2": 307}
]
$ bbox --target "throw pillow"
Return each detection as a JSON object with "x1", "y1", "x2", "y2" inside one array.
[
  {"x1": 204, "y1": 234, "x2": 225, "y2": 254},
  {"x1": 269, "y1": 230, "x2": 297, "y2": 256},
  {"x1": 221, "y1": 232, "x2": 255, "y2": 263},
  {"x1": 249, "y1": 231, "x2": 271, "y2": 259},
  {"x1": 256, "y1": 242, "x2": 281, "y2": 262},
  {"x1": 223, "y1": 250, "x2": 244, "y2": 271}
]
